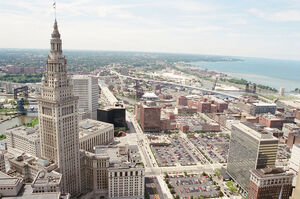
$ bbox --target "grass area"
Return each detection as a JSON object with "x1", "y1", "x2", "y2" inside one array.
[
  {"x1": 25, "y1": 117, "x2": 39, "y2": 127},
  {"x1": 260, "y1": 94, "x2": 300, "y2": 101},
  {"x1": 226, "y1": 181, "x2": 238, "y2": 194},
  {"x1": 0, "y1": 108, "x2": 17, "y2": 113}
]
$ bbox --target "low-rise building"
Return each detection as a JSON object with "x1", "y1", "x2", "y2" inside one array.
[
  {"x1": 79, "y1": 119, "x2": 114, "y2": 152},
  {"x1": 5, "y1": 153, "x2": 58, "y2": 183},
  {"x1": 0, "y1": 171, "x2": 23, "y2": 197},
  {"x1": 250, "y1": 103, "x2": 277, "y2": 116},
  {"x1": 282, "y1": 123, "x2": 300, "y2": 138},
  {"x1": 31, "y1": 170, "x2": 62, "y2": 193},
  {"x1": 259, "y1": 114, "x2": 286, "y2": 129},
  {"x1": 6, "y1": 126, "x2": 41, "y2": 157}
]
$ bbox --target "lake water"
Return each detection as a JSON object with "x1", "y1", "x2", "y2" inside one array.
[{"x1": 190, "y1": 57, "x2": 300, "y2": 91}]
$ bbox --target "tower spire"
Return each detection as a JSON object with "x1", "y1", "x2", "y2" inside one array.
[{"x1": 51, "y1": 19, "x2": 60, "y2": 39}]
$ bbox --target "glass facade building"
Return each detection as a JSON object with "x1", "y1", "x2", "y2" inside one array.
[{"x1": 227, "y1": 122, "x2": 278, "y2": 192}]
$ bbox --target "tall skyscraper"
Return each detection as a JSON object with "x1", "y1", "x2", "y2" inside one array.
[
  {"x1": 37, "y1": 19, "x2": 81, "y2": 196},
  {"x1": 227, "y1": 122, "x2": 278, "y2": 193},
  {"x1": 72, "y1": 75, "x2": 98, "y2": 120}
]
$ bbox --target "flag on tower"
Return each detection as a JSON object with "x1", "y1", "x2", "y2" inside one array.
[{"x1": 53, "y1": 2, "x2": 56, "y2": 9}]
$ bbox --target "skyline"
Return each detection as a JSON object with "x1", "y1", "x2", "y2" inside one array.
[{"x1": 1, "y1": 0, "x2": 300, "y2": 60}]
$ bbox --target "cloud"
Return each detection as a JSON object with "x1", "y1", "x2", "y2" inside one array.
[{"x1": 248, "y1": 8, "x2": 300, "y2": 22}]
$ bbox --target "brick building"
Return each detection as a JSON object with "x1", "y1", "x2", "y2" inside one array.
[
  {"x1": 259, "y1": 114, "x2": 286, "y2": 129},
  {"x1": 176, "y1": 96, "x2": 188, "y2": 106},
  {"x1": 140, "y1": 103, "x2": 161, "y2": 132},
  {"x1": 287, "y1": 131, "x2": 300, "y2": 148},
  {"x1": 248, "y1": 167, "x2": 293, "y2": 199},
  {"x1": 198, "y1": 102, "x2": 211, "y2": 113}
]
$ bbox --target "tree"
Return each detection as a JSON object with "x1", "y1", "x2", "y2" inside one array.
[
  {"x1": 218, "y1": 191, "x2": 224, "y2": 197},
  {"x1": 144, "y1": 191, "x2": 150, "y2": 199},
  {"x1": 170, "y1": 188, "x2": 175, "y2": 194},
  {"x1": 108, "y1": 84, "x2": 114, "y2": 91}
]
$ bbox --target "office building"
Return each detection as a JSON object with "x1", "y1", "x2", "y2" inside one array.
[
  {"x1": 79, "y1": 119, "x2": 114, "y2": 152},
  {"x1": 72, "y1": 75, "x2": 98, "y2": 120},
  {"x1": 97, "y1": 103, "x2": 126, "y2": 128},
  {"x1": 248, "y1": 167, "x2": 293, "y2": 199},
  {"x1": 80, "y1": 145, "x2": 145, "y2": 199},
  {"x1": 6, "y1": 126, "x2": 41, "y2": 157},
  {"x1": 250, "y1": 103, "x2": 277, "y2": 116},
  {"x1": 37, "y1": 19, "x2": 81, "y2": 196},
  {"x1": 227, "y1": 122, "x2": 279, "y2": 193},
  {"x1": 140, "y1": 102, "x2": 161, "y2": 132}
]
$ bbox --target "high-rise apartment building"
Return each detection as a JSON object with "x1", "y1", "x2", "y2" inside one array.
[
  {"x1": 227, "y1": 122, "x2": 279, "y2": 193},
  {"x1": 72, "y1": 75, "x2": 98, "y2": 120},
  {"x1": 37, "y1": 19, "x2": 81, "y2": 196},
  {"x1": 248, "y1": 167, "x2": 293, "y2": 199}
]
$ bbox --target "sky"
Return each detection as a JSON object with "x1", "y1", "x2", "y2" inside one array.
[{"x1": 0, "y1": 0, "x2": 300, "y2": 60}]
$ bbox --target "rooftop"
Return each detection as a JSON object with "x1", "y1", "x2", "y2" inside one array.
[
  {"x1": 79, "y1": 119, "x2": 113, "y2": 139},
  {"x1": 32, "y1": 170, "x2": 61, "y2": 186},
  {"x1": 142, "y1": 92, "x2": 158, "y2": 99},
  {"x1": 251, "y1": 167, "x2": 293, "y2": 179},
  {"x1": 0, "y1": 171, "x2": 23, "y2": 186},
  {"x1": 233, "y1": 122, "x2": 278, "y2": 141},
  {"x1": 6, "y1": 126, "x2": 39, "y2": 140},
  {"x1": 252, "y1": 103, "x2": 277, "y2": 107},
  {"x1": 94, "y1": 145, "x2": 142, "y2": 169}
]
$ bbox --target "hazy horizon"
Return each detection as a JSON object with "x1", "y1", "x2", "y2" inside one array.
[{"x1": 1, "y1": 0, "x2": 300, "y2": 60}]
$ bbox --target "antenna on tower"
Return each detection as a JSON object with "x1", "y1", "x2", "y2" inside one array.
[{"x1": 53, "y1": 1, "x2": 57, "y2": 19}]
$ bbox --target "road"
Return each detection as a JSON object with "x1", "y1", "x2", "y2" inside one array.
[{"x1": 126, "y1": 111, "x2": 229, "y2": 198}]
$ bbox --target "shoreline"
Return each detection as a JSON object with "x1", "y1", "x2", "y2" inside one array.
[{"x1": 187, "y1": 61, "x2": 300, "y2": 92}]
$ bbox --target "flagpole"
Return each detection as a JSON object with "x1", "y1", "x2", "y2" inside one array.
[{"x1": 53, "y1": 1, "x2": 56, "y2": 19}]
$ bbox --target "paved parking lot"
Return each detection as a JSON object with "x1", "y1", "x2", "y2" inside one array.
[
  {"x1": 189, "y1": 134, "x2": 229, "y2": 163},
  {"x1": 145, "y1": 177, "x2": 164, "y2": 199},
  {"x1": 151, "y1": 136, "x2": 206, "y2": 167},
  {"x1": 167, "y1": 174, "x2": 220, "y2": 198}
]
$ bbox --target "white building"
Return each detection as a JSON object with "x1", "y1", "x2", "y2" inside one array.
[
  {"x1": 6, "y1": 126, "x2": 41, "y2": 158},
  {"x1": 79, "y1": 119, "x2": 114, "y2": 152},
  {"x1": 72, "y1": 75, "x2": 99, "y2": 120},
  {"x1": 0, "y1": 171, "x2": 23, "y2": 197},
  {"x1": 290, "y1": 144, "x2": 300, "y2": 173},
  {"x1": 282, "y1": 123, "x2": 300, "y2": 138},
  {"x1": 80, "y1": 145, "x2": 145, "y2": 199}
]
